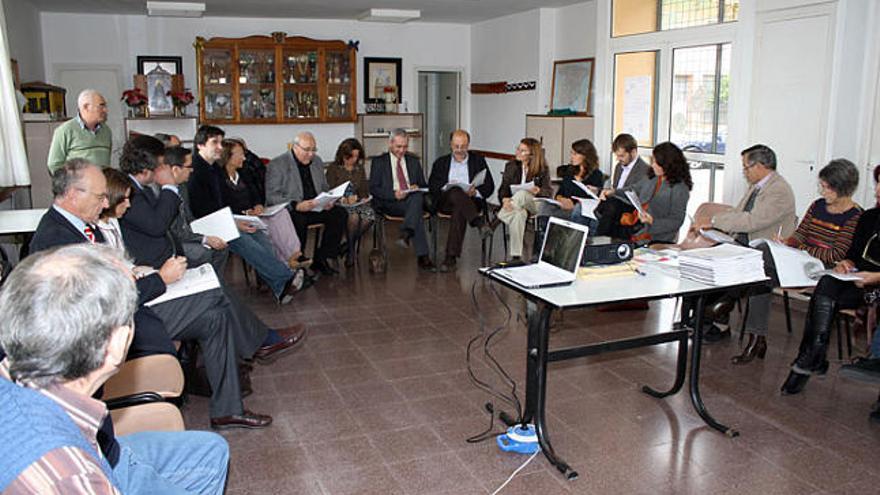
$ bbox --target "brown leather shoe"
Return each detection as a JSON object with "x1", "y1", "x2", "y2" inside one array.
[
  {"x1": 253, "y1": 324, "x2": 308, "y2": 364},
  {"x1": 210, "y1": 410, "x2": 273, "y2": 430}
]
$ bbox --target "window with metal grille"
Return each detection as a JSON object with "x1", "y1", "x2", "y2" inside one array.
[
  {"x1": 670, "y1": 43, "x2": 730, "y2": 154},
  {"x1": 613, "y1": 0, "x2": 740, "y2": 37}
]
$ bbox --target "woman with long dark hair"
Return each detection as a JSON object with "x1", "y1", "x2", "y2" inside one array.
[
  {"x1": 326, "y1": 138, "x2": 374, "y2": 266},
  {"x1": 600, "y1": 141, "x2": 692, "y2": 243}
]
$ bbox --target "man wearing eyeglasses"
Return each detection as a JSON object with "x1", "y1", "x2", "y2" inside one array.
[
  {"x1": 690, "y1": 144, "x2": 797, "y2": 342},
  {"x1": 266, "y1": 131, "x2": 347, "y2": 275}
]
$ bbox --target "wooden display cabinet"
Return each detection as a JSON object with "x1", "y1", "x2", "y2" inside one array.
[{"x1": 195, "y1": 32, "x2": 356, "y2": 125}]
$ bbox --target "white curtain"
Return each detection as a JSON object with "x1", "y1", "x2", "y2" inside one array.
[{"x1": 0, "y1": 0, "x2": 30, "y2": 187}]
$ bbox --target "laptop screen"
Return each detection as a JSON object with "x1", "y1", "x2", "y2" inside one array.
[{"x1": 540, "y1": 221, "x2": 586, "y2": 273}]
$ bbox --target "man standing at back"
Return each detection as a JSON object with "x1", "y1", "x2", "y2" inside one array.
[{"x1": 47, "y1": 89, "x2": 112, "y2": 173}]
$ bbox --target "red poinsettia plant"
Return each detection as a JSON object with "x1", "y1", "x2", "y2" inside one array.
[
  {"x1": 167, "y1": 90, "x2": 195, "y2": 108},
  {"x1": 121, "y1": 88, "x2": 147, "y2": 107}
]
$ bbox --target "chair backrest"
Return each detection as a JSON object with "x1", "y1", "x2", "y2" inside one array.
[{"x1": 103, "y1": 354, "x2": 185, "y2": 401}]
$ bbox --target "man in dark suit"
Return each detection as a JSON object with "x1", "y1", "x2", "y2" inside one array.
[
  {"x1": 29, "y1": 158, "x2": 177, "y2": 361},
  {"x1": 370, "y1": 128, "x2": 436, "y2": 271},
  {"x1": 265, "y1": 131, "x2": 347, "y2": 275},
  {"x1": 610, "y1": 133, "x2": 651, "y2": 189},
  {"x1": 30, "y1": 158, "x2": 280, "y2": 429},
  {"x1": 428, "y1": 129, "x2": 495, "y2": 272}
]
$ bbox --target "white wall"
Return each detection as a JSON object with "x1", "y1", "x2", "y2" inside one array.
[
  {"x1": 38, "y1": 12, "x2": 470, "y2": 160},
  {"x1": 3, "y1": 0, "x2": 44, "y2": 82},
  {"x1": 470, "y1": 2, "x2": 597, "y2": 154}
]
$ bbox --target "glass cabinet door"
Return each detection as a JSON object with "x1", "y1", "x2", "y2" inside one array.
[
  {"x1": 238, "y1": 49, "x2": 276, "y2": 120},
  {"x1": 325, "y1": 50, "x2": 352, "y2": 120},
  {"x1": 282, "y1": 49, "x2": 318, "y2": 120},
  {"x1": 202, "y1": 48, "x2": 233, "y2": 120}
]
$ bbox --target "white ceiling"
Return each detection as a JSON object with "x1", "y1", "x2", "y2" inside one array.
[{"x1": 24, "y1": 0, "x2": 588, "y2": 23}]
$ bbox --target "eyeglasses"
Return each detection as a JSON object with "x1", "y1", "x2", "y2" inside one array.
[
  {"x1": 295, "y1": 143, "x2": 318, "y2": 153},
  {"x1": 76, "y1": 188, "x2": 108, "y2": 201}
]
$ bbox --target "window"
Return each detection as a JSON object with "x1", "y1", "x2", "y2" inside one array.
[
  {"x1": 613, "y1": 0, "x2": 740, "y2": 37},
  {"x1": 670, "y1": 43, "x2": 730, "y2": 154},
  {"x1": 613, "y1": 51, "x2": 659, "y2": 147}
]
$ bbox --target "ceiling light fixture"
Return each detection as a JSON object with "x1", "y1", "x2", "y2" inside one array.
[
  {"x1": 358, "y1": 8, "x2": 421, "y2": 23},
  {"x1": 146, "y1": 1, "x2": 206, "y2": 18}
]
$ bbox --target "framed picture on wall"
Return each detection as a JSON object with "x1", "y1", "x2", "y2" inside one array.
[
  {"x1": 363, "y1": 57, "x2": 402, "y2": 104},
  {"x1": 550, "y1": 58, "x2": 595, "y2": 115},
  {"x1": 137, "y1": 56, "x2": 183, "y2": 76}
]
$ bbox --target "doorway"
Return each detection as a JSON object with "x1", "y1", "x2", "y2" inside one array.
[{"x1": 417, "y1": 70, "x2": 460, "y2": 170}]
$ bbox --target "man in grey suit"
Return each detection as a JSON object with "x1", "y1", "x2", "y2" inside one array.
[
  {"x1": 610, "y1": 133, "x2": 651, "y2": 189},
  {"x1": 266, "y1": 132, "x2": 346, "y2": 275},
  {"x1": 369, "y1": 129, "x2": 436, "y2": 271}
]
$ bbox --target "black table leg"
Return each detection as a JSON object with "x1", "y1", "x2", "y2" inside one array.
[
  {"x1": 689, "y1": 294, "x2": 739, "y2": 437},
  {"x1": 523, "y1": 301, "x2": 579, "y2": 480},
  {"x1": 642, "y1": 330, "x2": 688, "y2": 398}
]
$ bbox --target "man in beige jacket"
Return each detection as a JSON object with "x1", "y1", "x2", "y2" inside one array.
[{"x1": 693, "y1": 144, "x2": 797, "y2": 341}]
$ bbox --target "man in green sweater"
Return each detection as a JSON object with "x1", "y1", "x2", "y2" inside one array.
[{"x1": 47, "y1": 89, "x2": 112, "y2": 174}]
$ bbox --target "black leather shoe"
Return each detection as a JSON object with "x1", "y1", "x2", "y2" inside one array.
[
  {"x1": 702, "y1": 324, "x2": 731, "y2": 343},
  {"x1": 396, "y1": 232, "x2": 412, "y2": 249},
  {"x1": 211, "y1": 410, "x2": 273, "y2": 430},
  {"x1": 781, "y1": 370, "x2": 810, "y2": 395},
  {"x1": 418, "y1": 255, "x2": 437, "y2": 272},
  {"x1": 708, "y1": 297, "x2": 736, "y2": 321}
]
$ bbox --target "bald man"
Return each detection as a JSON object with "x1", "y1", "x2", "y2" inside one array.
[
  {"x1": 266, "y1": 132, "x2": 347, "y2": 275},
  {"x1": 47, "y1": 89, "x2": 112, "y2": 173}
]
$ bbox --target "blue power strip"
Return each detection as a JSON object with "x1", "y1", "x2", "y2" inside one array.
[{"x1": 496, "y1": 424, "x2": 539, "y2": 454}]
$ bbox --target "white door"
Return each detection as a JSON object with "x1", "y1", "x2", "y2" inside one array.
[
  {"x1": 749, "y1": 7, "x2": 835, "y2": 216},
  {"x1": 54, "y1": 65, "x2": 125, "y2": 167}
]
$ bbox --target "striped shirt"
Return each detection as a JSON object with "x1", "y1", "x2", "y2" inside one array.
[
  {"x1": 787, "y1": 198, "x2": 862, "y2": 266},
  {"x1": 1, "y1": 364, "x2": 119, "y2": 495}
]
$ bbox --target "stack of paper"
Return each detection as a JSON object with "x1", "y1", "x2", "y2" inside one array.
[{"x1": 678, "y1": 243, "x2": 766, "y2": 285}]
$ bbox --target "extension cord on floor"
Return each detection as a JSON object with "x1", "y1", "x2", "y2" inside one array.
[{"x1": 496, "y1": 424, "x2": 539, "y2": 454}]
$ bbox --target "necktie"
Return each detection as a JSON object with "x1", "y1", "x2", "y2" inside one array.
[
  {"x1": 395, "y1": 157, "x2": 408, "y2": 191},
  {"x1": 735, "y1": 188, "x2": 761, "y2": 244},
  {"x1": 84, "y1": 225, "x2": 96, "y2": 243}
]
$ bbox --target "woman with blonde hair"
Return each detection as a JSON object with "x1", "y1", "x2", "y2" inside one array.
[{"x1": 492, "y1": 138, "x2": 552, "y2": 260}]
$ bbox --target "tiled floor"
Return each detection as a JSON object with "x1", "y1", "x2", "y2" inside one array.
[{"x1": 181, "y1": 230, "x2": 880, "y2": 494}]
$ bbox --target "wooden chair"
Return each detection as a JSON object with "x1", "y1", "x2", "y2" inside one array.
[{"x1": 431, "y1": 205, "x2": 494, "y2": 266}]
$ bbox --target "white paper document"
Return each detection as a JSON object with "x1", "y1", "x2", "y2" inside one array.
[
  {"x1": 535, "y1": 197, "x2": 562, "y2": 207},
  {"x1": 511, "y1": 181, "x2": 535, "y2": 194},
  {"x1": 233, "y1": 214, "x2": 268, "y2": 230},
  {"x1": 678, "y1": 243, "x2": 766, "y2": 285},
  {"x1": 809, "y1": 269, "x2": 863, "y2": 282},
  {"x1": 191, "y1": 207, "x2": 240, "y2": 242},
  {"x1": 574, "y1": 197, "x2": 600, "y2": 220},
  {"x1": 145, "y1": 264, "x2": 221, "y2": 307},
  {"x1": 442, "y1": 169, "x2": 487, "y2": 192},
  {"x1": 572, "y1": 180, "x2": 600, "y2": 199},
  {"x1": 259, "y1": 203, "x2": 289, "y2": 217},
  {"x1": 311, "y1": 181, "x2": 350, "y2": 211},
  {"x1": 624, "y1": 190, "x2": 646, "y2": 217},
  {"x1": 699, "y1": 228, "x2": 737, "y2": 245},
  {"x1": 749, "y1": 239, "x2": 825, "y2": 288},
  {"x1": 341, "y1": 196, "x2": 372, "y2": 208},
  {"x1": 399, "y1": 187, "x2": 429, "y2": 196}
]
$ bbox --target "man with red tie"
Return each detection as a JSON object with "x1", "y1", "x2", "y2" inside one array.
[{"x1": 369, "y1": 128, "x2": 436, "y2": 271}]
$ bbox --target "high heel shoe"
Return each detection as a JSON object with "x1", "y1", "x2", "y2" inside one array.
[
  {"x1": 731, "y1": 334, "x2": 767, "y2": 365},
  {"x1": 780, "y1": 369, "x2": 810, "y2": 395}
]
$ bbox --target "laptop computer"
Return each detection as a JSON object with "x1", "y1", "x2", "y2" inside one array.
[{"x1": 492, "y1": 217, "x2": 589, "y2": 289}]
